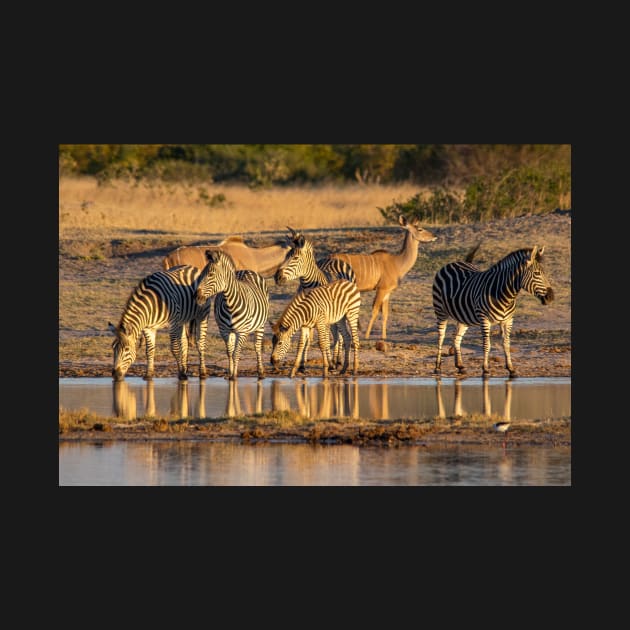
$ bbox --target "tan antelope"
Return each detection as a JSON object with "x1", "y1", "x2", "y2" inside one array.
[
  {"x1": 324, "y1": 215, "x2": 437, "y2": 340},
  {"x1": 162, "y1": 234, "x2": 295, "y2": 278}
]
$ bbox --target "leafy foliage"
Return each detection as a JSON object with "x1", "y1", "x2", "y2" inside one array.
[
  {"x1": 59, "y1": 144, "x2": 571, "y2": 190},
  {"x1": 379, "y1": 161, "x2": 571, "y2": 224}
]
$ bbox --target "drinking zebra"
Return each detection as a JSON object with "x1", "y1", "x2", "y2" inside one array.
[
  {"x1": 432, "y1": 245, "x2": 554, "y2": 378},
  {"x1": 271, "y1": 279, "x2": 361, "y2": 379},
  {"x1": 275, "y1": 231, "x2": 356, "y2": 371},
  {"x1": 108, "y1": 265, "x2": 212, "y2": 382},
  {"x1": 196, "y1": 249, "x2": 270, "y2": 380}
]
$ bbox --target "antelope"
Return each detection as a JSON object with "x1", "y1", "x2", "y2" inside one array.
[
  {"x1": 162, "y1": 234, "x2": 294, "y2": 278},
  {"x1": 323, "y1": 215, "x2": 437, "y2": 340}
]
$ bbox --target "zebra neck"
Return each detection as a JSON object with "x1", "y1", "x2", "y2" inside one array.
[
  {"x1": 300, "y1": 265, "x2": 328, "y2": 291},
  {"x1": 119, "y1": 316, "x2": 143, "y2": 344},
  {"x1": 216, "y1": 272, "x2": 242, "y2": 307}
]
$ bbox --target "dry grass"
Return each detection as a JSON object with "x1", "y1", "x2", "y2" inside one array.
[{"x1": 59, "y1": 177, "x2": 427, "y2": 236}]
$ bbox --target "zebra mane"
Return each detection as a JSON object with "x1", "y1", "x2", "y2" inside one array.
[{"x1": 205, "y1": 248, "x2": 237, "y2": 269}]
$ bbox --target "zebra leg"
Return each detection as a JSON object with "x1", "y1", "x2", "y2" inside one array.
[
  {"x1": 480, "y1": 320, "x2": 492, "y2": 377},
  {"x1": 298, "y1": 329, "x2": 312, "y2": 374},
  {"x1": 170, "y1": 324, "x2": 189, "y2": 380},
  {"x1": 254, "y1": 328, "x2": 265, "y2": 380},
  {"x1": 231, "y1": 333, "x2": 247, "y2": 380},
  {"x1": 330, "y1": 323, "x2": 340, "y2": 371},
  {"x1": 338, "y1": 318, "x2": 352, "y2": 375},
  {"x1": 316, "y1": 323, "x2": 331, "y2": 379},
  {"x1": 143, "y1": 329, "x2": 157, "y2": 380},
  {"x1": 454, "y1": 322, "x2": 469, "y2": 374},
  {"x1": 291, "y1": 328, "x2": 311, "y2": 378},
  {"x1": 500, "y1": 318, "x2": 517, "y2": 378},
  {"x1": 434, "y1": 319, "x2": 448, "y2": 375},
  {"x1": 196, "y1": 317, "x2": 209, "y2": 379},
  {"x1": 225, "y1": 331, "x2": 237, "y2": 380}
]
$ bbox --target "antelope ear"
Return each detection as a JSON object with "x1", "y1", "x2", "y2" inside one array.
[{"x1": 399, "y1": 214, "x2": 407, "y2": 227}]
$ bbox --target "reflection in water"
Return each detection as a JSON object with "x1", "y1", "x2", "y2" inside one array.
[
  {"x1": 436, "y1": 379, "x2": 513, "y2": 420},
  {"x1": 67, "y1": 376, "x2": 569, "y2": 423},
  {"x1": 225, "y1": 379, "x2": 264, "y2": 417},
  {"x1": 59, "y1": 441, "x2": 571, "y2": 486},
  {"x1": 112, "y1": 381, "x2": 136, "y2": 419}
]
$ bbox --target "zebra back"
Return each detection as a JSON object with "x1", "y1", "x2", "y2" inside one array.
[
  {"x1": 275, "y1": 279, "x2": 361, "y2": 335},
  {"x1": 317, "y1": 255, "x2": 356, "y2": 284},
  {"x1": 432, "y1": 246, "x2": 554, "y2": 326},
  {"x1": 117, "y1": 265, "x2": 206, "y2": 339}
]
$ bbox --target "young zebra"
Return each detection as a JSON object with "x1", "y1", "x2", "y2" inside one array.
[
  {"x1": 275, "y1": 231, "x2": 356, "y2": 371},
  {"x1": 196, "y1": 249, "x2": 270, "y2": 380},
  {"x1": 432, "y1": 245, "x2": 554, "y2": 378},
  {"x1": 108, "y1": 265, "x2": 212, "y2": 382},
  {"x1": 271, "y1": 279, "x2": 361, "y2": 379}
]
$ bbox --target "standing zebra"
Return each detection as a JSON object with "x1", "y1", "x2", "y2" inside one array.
[
  {"x1": 275, "y1": 231, "x2": 356, "y2": 371},
  {"x1": 108, "y1": 265, "x2": 212, "y2": 382},
  {"x1": 432, "y1": 245, "x2": 554, "y2": 378},
  {"x1": 271, "y1": 279, "x2": 361, "y2": 379},
  {"x1": 196, "y1": 249, "x2": 270, "y2": 380}
]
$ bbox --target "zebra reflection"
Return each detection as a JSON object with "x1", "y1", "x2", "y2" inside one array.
[
  {"x1": 435, "y1": 379, "x2": 513, "y2": 420},
  {"x1": 225, "y1": 379, "x2": 263, "y2": 418}
]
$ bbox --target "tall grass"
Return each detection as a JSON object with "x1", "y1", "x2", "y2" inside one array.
[{"x1": 59, "y1": 177, "x2": 428, "y2": 237}]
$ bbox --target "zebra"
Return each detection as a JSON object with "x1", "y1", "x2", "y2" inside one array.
[
  {"x1": 274, "y1": 232, "x2": 356, "y2": 371},
  {"x1": 432, "y1": 245, "x2": 554, "y2": 378},
  {"x1": 108, "y1": 265, "x2": 212, "y2": 382},
  {"x1": 196, "y1": 249, "x2": 270, "y2": 380},
  {"x1": 271, "y1": 279, "x2": 361, "y2": 379}
]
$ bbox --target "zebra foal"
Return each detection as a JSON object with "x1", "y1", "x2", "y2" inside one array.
[
  {"x1": 274, "y1": 230, "x2": 356, "y2": 370},
  {"x1": 432, "y1": 245, "x2": 554, "y2": 378},
  {"x1": 108, "y1": 265, "x2": 211, "y2": 382},
  {"x1": 271, "y1": 280, "x2": 361, "y2": 379},
  {"x1": 196, "y1": 249, "x2": 270, "y2": 380}
]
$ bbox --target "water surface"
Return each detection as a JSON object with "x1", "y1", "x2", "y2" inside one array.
[{"x1": 59, "y1": 376, "x2": 571, "y2": 421}]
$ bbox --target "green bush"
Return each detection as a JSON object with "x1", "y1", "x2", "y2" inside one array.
[{"x1": 379, "y1": 162, "x2": 571, "y2": 225}]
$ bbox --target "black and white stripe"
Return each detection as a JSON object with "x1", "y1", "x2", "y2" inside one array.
[
  {"x1": 275, "y1": 234, "x2": 356, "y2": 371},
  {"x1": 196, "y1": 249, "x2": 270, "y2": 380},
  {"x1": 271, "y1": 279, "x2": 361, "y2": 378},
  {"x1": 108, "y1": 265, "x2": 211, "y2": 381},
  {"x1": 432, "y1": 245, "x2": 554, "y2": 377}
]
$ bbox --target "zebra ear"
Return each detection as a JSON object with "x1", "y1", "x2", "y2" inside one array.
[
  {"x1": 537, "y1": 246, "x2": 545, "y2": 260},
  {"x1": 297, "y1": 234, "x2": 305, "y2": 248},
  {"x1": 108, "y1": 322, "x2": 117, "y2": 335},
  {"x1": 529, "y1": 246, "x2": 538, "y2": 263},
  {"x1": 205, "y1": 249, "x2": 218, "y2": 263}
]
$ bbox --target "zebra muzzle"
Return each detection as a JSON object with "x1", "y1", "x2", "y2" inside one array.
[{"x1": 540, "y1": 287, "x2": 554, "y2": 305}]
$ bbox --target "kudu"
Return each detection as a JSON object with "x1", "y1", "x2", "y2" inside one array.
[
  {"x1": 324, "y1": 215, "x2": 437, "y2": 340},
  {"x1": 162, "y1": 234, "x2": 293, "y2": 278}
]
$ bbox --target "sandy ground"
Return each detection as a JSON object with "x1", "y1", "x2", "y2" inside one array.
[{"x1": 59, "y1": 211, "x2": 571, "y2": 445}]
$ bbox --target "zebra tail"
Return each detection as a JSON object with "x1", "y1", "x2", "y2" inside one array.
[{"x1": 465, "y1": 242, "x2": 482, "y2": 263}]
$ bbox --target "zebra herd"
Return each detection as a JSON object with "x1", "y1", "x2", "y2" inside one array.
[{"x1": 108, "y1": 215, "x2": 554, "y2": 382}]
